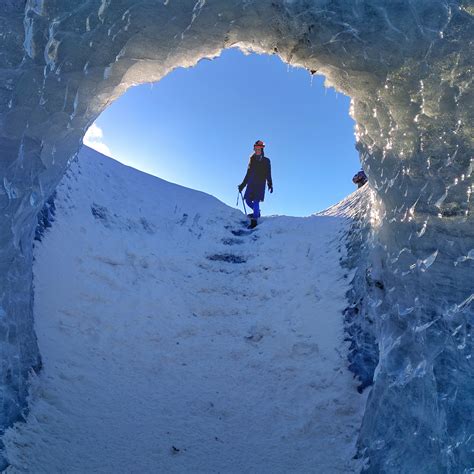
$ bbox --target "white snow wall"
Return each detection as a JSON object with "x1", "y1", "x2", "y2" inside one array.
[{"x1": 0, "y1": 0, "x2": 472, "y2": 471}]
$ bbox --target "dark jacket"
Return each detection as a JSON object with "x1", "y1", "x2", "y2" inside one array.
[{"x1": 241, "y1": 154, "x2": 273, "y2": 202}]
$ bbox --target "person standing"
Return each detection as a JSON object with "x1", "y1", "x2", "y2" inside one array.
[{"x1": 238, "y1": 140, "x2": 273, "y2": 229}]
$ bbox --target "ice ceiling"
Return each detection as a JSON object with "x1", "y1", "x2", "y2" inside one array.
[{"x1": 0, "y1": 0, "x2": 472, "y2": 471}]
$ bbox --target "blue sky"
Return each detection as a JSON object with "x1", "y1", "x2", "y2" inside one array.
[{"x1": 84, "y1": 48, "x2": 360, "y2": 216}]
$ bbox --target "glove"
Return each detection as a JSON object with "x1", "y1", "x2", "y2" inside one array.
[
  {"x1": 268, "y1": 185, "x2": 273, "y2": 193},
  {"x1": 238, "y1": 183, "x2": 245, "y2": 193}
]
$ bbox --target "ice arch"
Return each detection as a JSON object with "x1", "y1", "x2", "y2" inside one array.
[{"x1": 0, "y1": 0, "x2": 472, "y2": 471}]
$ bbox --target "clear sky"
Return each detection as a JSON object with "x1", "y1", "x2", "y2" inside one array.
[{"x1": 84, "y1": 48, "x2": 360, "y2": 216}]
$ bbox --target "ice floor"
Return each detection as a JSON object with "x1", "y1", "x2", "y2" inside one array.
[{"x1": 3, "y1": 148, "x2": 367, "y2": 473}]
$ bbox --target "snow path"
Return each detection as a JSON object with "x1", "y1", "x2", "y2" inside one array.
[{"x1": 3, "y1": 148, "x2": 367, "y2": 473}]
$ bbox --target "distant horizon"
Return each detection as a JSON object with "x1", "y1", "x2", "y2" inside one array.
[{"x1": 83, "y1": 48, "x2": 361, "y2": 216}]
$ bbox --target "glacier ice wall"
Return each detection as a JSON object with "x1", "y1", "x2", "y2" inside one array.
[{"x1": 0, "y1": 0, "x2": 472, "y2": 471}]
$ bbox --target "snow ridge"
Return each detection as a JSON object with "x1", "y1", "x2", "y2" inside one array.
[{"x1": 4, "y1": 147, "x2": 367, "y2": 473}]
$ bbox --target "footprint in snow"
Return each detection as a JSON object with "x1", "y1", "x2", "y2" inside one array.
[
  {"x1": 206, "y1": 254, "x2": 247, "y2": 264},
  {"x1": 221, "y1": 237, "x2": 244, "y2": 246},
  {"x1": 245, "y1": 325, "x2": 271, "y2": 344},
  {"x1": 291, "y1": 342, "x2": 320, "y2": 357},
  {"x1": 230, "y1": 229, "x2": 254, "y2": 237}
]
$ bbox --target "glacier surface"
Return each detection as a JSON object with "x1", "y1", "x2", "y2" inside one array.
[
  {"x1": 3, "y1": 146, "x2": 368, "y2": 472},
  {"x1": 0, "y1": 0, "x2": 472, "y2": 472}
]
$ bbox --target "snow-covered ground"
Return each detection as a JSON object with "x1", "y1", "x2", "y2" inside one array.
[{"x1": 3, "y1": 147, "x2": 368, "y2": 473}]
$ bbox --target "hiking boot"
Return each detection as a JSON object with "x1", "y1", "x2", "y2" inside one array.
[{"x1": 248, "y1": 218, "x2": 258, "y2": 229}]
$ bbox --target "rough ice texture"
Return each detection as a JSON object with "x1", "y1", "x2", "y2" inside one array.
[
  {"x1": 319, "y1": 187, "x2": 380, "y2": 394},
  {"x1": 0, "y1": 0, "x2": 472, "y2": 472}
]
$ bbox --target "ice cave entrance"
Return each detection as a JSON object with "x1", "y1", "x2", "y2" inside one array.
[
  {"x1": 83, "y1": 48, "x2": 360, "y2": 217},
  {"x1": 1, "y1": 2, "x2": 471, "y2": 471}
]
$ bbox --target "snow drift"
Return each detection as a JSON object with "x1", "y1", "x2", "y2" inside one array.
[{"x1": 3, "y1": 147, "x2": 367, "y2": 472}]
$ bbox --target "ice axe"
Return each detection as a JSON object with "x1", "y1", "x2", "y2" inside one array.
[{"x1": 236, "y1": 189, "x2": 248, "y2": 215}]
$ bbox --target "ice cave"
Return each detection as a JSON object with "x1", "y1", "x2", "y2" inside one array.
[{"x1": 0, "y1": 0, "x2": 472, "y2": 472}]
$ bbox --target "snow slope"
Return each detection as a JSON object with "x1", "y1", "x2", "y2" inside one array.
[{"x1": 3, "y1": 147, "x2": 368, "y2": 473}]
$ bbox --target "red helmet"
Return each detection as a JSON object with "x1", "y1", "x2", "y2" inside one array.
[{"x1": 254, "y1": 140, "x2": 265, "y2": 148}]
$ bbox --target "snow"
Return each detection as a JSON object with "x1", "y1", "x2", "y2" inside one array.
[{"x1": 3, "y1": 147, "x2": 367, "y2": 472}]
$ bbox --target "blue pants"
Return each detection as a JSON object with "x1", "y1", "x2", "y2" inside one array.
[{"x1": 245, "y1": 198, "x2": 260, "y2": 218}]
